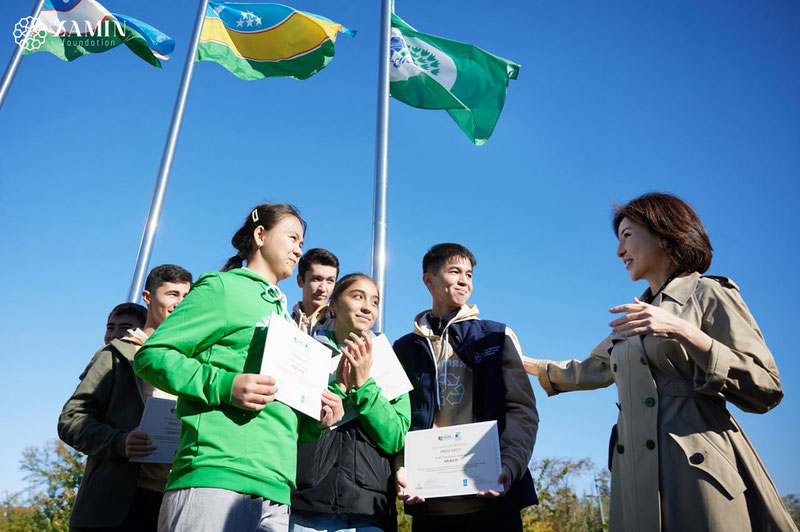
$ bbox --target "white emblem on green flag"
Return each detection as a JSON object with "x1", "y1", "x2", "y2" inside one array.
[{"x1": 389, "y1": 12, "x2": 519, "y2": 145}]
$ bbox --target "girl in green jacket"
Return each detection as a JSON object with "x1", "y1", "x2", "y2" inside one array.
[
  {"x1": 291, "y1": 274, "x2": 411, "y2": 532},
  {"x1": 134, "y1": 203, "x2": 344, "y2": 532}
]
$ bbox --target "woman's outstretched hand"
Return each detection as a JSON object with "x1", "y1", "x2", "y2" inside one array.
[{"x1": 520, "y1": 355, "x2": 540, "y2": 377}]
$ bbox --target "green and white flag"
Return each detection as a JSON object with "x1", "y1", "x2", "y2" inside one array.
[{"x1": 389, "y1": 12, "x2": 519, "y2": 145}]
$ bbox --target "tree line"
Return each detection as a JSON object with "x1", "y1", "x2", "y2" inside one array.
[{"x1": 2, "y1": 441, "x2": 799, "y2": 532}]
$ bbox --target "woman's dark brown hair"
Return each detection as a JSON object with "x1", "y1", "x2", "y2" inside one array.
[
  {"x1": 328, "y1": 273, "x2": 379, "y2": 306},
  {"x1": 613, "y1": 192, "x2": 713, "y2": 273},
  {"x1": 221, "y1": 203, "x2": 307, "y2": 272}
]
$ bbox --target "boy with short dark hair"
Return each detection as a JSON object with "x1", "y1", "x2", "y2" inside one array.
[
  {"x1": 105, "y1": 303, "x2": 147, "y2": 345},
  {"x1": 58, "y1": 264, "x2": 192, "y2": 531},
  {"x1": 394, "y1": 243, "x2": 538, "y2": 531},
  {"x1": 292, "y1": 247, "x2": 339, "y2": 334}
]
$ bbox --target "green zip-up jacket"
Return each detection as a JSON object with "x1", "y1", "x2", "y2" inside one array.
[{"x1": 133, "y1": 268, "x2": 322, "y2": 505}]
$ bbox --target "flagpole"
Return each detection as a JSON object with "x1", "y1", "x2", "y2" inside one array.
[
  {"x1": 0, "y1": 0, "x2": 46, "y2": 110},
  {"x1": 370, "y1": 0, "x2": 392, "y2": 333},
  {"x1": 127, "y1": 0, "x2": 210, "y2": 302}
]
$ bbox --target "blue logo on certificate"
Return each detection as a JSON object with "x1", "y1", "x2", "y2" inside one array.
[
  {"x1": 300, "y1": 394, "x2": 306, "y2": 403},
  {"x1": 462, "y1": 479, "x2": 468, "y2": 486}
]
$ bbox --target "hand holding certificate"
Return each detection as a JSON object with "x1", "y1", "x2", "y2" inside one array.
[
  {"x1": 130, "y1": 396, "x2": 180, "y2": 464},
  {"x1": 404, "y1": 421, "x2": 504, "y2": 499},
  {"x1": 260, "y1": 314, "x2": 336, "y2": 420}
]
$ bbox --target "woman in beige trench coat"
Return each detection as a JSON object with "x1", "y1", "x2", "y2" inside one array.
[{"x1": 526, "y1": 193, "x2": 797, "y2": 532}]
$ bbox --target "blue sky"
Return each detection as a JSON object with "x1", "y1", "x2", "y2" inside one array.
[{"x1": 1, "y1": 0, "x2": 798, "y2": 499}]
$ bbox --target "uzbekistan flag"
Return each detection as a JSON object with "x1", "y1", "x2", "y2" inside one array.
[
  {"x1": 22, "y1": 0, "x2": 174, "y2": 67},
  {"x1": 197, "y1": 2, "x2": 355, "y2": 81}
]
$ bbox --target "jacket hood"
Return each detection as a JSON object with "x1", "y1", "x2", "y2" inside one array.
[
  {"x1": 292, "y1": 301, "x2": 330, "y2": 322},
  {"x1": 413, "y1": 304, "x2": 480, "y2": 338},
  {"x1": 224, "y1": 267, "x2": 273, "y2": 285},
  {"x1": 218, "y1": 268, "x2": 294, "y2": 321}
]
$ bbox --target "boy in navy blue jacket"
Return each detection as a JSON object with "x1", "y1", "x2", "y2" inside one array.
[{"x1": 394, "y1": 243, "x2": 538, "y2": 531}]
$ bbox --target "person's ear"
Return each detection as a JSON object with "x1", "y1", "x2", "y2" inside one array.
[
  {"x1": 297, "y1": 273, "x2": 305, "y2": 288},
  {"x1": 141, "y1": 290, "x2": 152, "y2": 306},
  {"x1": 422, "y1": 272, "x2": 433, "y2": 291},
  {"x1": 252, "y1": 225, "x2": 266, "y2": 248}
]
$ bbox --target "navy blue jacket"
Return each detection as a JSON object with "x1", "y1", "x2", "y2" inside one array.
[{"x1": 394, "y1": 318, "x2": 538, "y2": 515}]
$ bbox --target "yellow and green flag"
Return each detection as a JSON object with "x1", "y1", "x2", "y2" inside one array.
[{"x1": 197, "y1": 2, "x2": 354, "y2": 81}]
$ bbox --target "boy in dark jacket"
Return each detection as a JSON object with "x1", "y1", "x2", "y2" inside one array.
[
  {"x1": 393, "y1": 244, "x2": 538, "y2": 531},
  {"x1": 58, "y1": 265, "x2": 192, "y2": 531}
]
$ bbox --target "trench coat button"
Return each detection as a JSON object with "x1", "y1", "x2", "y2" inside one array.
[
  {"x1": 616, "y1": 444, "x2": 624, "y2": 454},
  {"x1": 640, "y1": 357, "x2": 647, "y2": 365},
  {"x1": 331, "y1": 503, "x2": 339, "y2": 512},
  {"x1": 645, "y1": 397, "x2": 656, "y2": 407},
  {"x1": 690, "y1": 453, "x2": 704, "y2": 464},
  {"x1": 332, "y1": 461, "x2": 339, "y2": 468},
  {"x1": 612, "y1": 363, "x2": 617, "y2": 372},
  {"x1": 646, "y1": 439, "x2": 655, "y2": 450}
]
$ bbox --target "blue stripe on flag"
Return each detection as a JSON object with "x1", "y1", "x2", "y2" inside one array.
[
  {"x1": 112, "y1": 13, "x2": 175, "y2": 59},
  {"x1": 45, "y1": 0, "x2": 83, "y2": 12}
]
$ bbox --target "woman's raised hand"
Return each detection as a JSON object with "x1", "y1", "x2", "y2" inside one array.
[
  {"x1": 335, "y1": 355, "x2": 352, "y2": 394},
  {"x1": 609, "y1": 297, "x2": 713, "y2": 367},
  {"x1": 341, "y1": 333, "x2": 374, "y2": 389},
  {"x1": 609, "y1": 297, "x2": 692, "y2": 338}
]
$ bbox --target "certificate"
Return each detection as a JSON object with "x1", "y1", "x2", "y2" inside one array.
[
  {"x1": 405, "y1": 420, "x2": 503, "y2": 499},
  {"x1": 260, "y1": 314, "x2": 332, "y2": 420},
  {"x1": 130, "y1": 396, "x2": 180, "y2": 464},
  {"x1": 327, "y1": 332, "x2": 413, "y2": 427}
]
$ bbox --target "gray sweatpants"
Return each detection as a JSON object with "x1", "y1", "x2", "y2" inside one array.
[{"x1": 158, "y1": 487, "x2": 290, "y2": 532}]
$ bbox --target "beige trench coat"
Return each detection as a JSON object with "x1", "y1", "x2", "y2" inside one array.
[{"x1": 537, "y1": 272, "x2": 797, "y2": 532}]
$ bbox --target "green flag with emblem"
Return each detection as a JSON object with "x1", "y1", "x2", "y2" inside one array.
[{"x1": 389, "y1": 11, "x2": 519, "y2": 145}]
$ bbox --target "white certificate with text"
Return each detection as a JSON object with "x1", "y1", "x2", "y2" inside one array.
[
  {"x1": 260, "y1": 314, "x2": 332, "y2": 420},
  {"x1": 327, "y1": 333, "x2": 413, "y2": 427},
  {"x1": 130, "y1": 396, "x2": 180, "y2": 464},
  {"x1": 405, "y1": 420, "x2": 503, "y2": 499}
]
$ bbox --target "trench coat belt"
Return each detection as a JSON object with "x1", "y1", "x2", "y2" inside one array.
[{"x1": 657, "y1": 380, "x2": 724, "y2": 403}]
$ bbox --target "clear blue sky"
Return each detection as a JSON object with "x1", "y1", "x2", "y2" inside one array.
[{"x1": 1, "y1": 0, "x2": 798, "y2": 499}]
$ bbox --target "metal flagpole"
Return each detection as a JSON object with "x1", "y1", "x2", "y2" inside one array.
[
  {"x1": 370, "y1": 0, "x2": 392, "y2": 332},
  {"x1": 127, "y1": 0, "x2": 210, "y2": 302},
  {"x1": 0, "y1": 0, "x2": 46, "y2": 110},
  {"x1": 594, "y1": 473, "x2": 606, "y2": 526}
]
